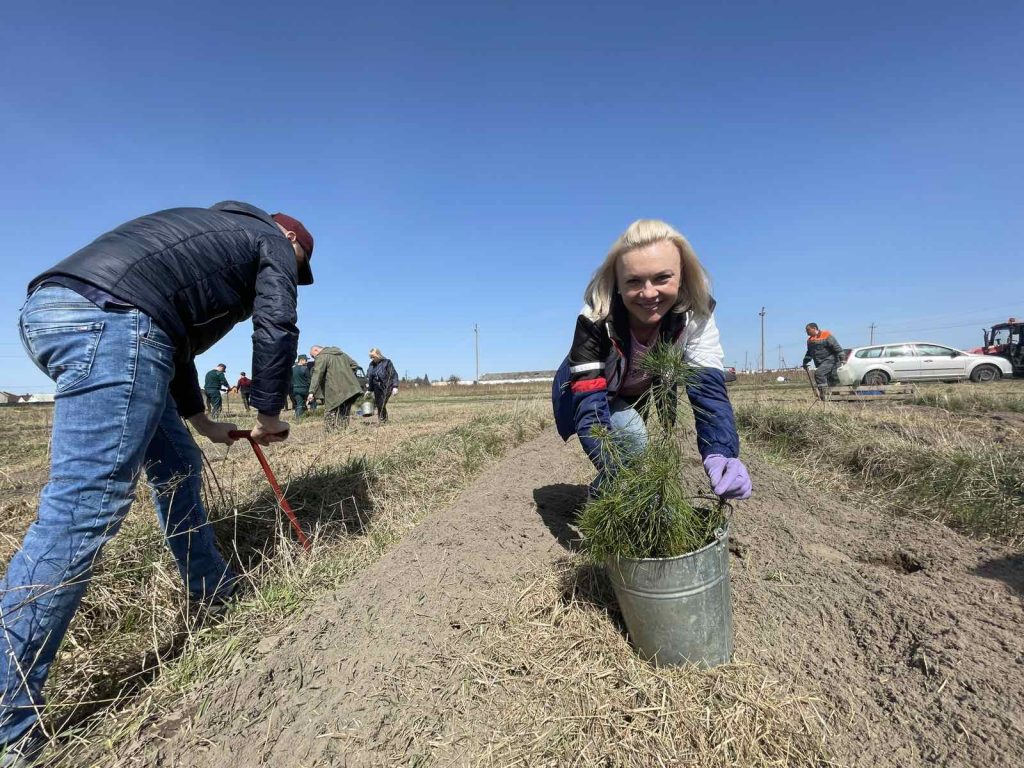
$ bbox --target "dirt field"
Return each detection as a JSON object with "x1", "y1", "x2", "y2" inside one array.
[
  {"x1": 2, "y1": 382, "x2": 1022, "y2": 766},
  {"x1": 87, "y1": 426, "x2": 1023, "y2": 766}
]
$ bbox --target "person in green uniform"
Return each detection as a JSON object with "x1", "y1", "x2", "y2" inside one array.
[
  {"x1": 203, "y1": 364, "x2": 230, "y2": 418},
  {"x1": 292, "y1": 355, "x2": 311, "y2": 417}
]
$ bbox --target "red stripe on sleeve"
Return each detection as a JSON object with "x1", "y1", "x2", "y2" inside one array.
[{"x1": 571, "y1": 377, "x2": 607, "y2": 393}]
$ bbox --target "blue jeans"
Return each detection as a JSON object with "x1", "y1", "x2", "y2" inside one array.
[
  {"x1": 0, "y1": 286, "x2": 237, "y2": 746},
  {"x1": 591, "y1": 398, "x2": 649, "y2": 492}
]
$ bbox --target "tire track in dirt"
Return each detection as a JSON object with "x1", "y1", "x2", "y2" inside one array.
[{"x1": 105, "y1": 431, "x2": 1022, "y2": 767}]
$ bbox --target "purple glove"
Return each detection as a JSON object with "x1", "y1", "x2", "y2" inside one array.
[{"x1": 703, "y1": 455, "x2": 752, "y2": 500}]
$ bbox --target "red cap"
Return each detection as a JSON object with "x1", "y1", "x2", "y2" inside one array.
[{"x1": 272, "y1": 212, "x2": 314, "y2": 285}]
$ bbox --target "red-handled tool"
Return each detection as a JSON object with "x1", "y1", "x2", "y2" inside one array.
[{"x1": 228, "y1": 430, "x2": 310, "y2": 552}]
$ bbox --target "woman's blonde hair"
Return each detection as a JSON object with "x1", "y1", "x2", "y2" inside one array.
[
  {"x1": 369, "y1": 347, "x2": 383, "y2": 358},
  {"x1": 583, "y1": 219, "x2": 712, "y2": 322}
]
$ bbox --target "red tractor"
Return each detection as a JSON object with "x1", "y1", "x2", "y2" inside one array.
[{"x1": 972, "y1": 318, "x2": 1024, "y2": 377}]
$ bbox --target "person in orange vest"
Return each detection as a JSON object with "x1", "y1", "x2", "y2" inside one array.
[{"x1": 802, "y1": 323, "x2": 844, "y2": 399}]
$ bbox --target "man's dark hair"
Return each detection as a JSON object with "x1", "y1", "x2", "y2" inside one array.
[
  {"x1": 806, "y1": 323, "x2": 819, "y2": 330},
  {"x1": 297, "y1": 355, "x2": 307, "y2": 362}
]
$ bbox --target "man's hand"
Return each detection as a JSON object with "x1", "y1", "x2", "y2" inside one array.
[
  {"x1": 252, "y1": 413, "x2": 290, "y2": 446},
  {"x1": 188, "y1": 413, "x2": 240, "y2": 445},
  {"x1": 391, "y1": 387, "x2": 398, "y2": 396}
]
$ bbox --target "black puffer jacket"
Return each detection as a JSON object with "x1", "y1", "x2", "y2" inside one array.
[
  {"x1": 29, "y1": 201, "x2": 300, "y2": 417},
  {"x1": 367, "y1": 357, "x2": 398, "y2": 393}
]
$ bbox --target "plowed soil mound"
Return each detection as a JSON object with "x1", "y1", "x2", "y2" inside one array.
[{"x1": 105, "y1": 431, "x2": 1023, "y2": 767}]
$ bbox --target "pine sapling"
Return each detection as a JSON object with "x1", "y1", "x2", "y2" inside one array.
[{"x1": 578, "y1": 341, "x2": 725, "y2": 560}]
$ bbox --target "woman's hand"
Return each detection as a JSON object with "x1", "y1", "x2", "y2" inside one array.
[{"x1": 702, "y1": 455, "x2": 752, "y2": 500}]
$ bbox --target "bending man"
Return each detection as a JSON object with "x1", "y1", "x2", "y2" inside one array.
[{"x1": 0, "y1": 201, "x2": 314, "y2": 764}]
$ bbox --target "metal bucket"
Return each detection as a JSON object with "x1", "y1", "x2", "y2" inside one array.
[
  {"x1": 606, "y1": 522, "x2": 732, "y2": 667},
  {"x1": 359, "y1": 399, "x2": 374, "y2": 417}
]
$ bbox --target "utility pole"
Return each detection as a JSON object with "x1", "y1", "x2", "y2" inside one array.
[
  {"x1": 759, "y1": 307, "x2": 766, "y2": 373},
  {"x1": 474, "y1": 323, "x2": 480, "y2": 383},
  {"x1": 744, "y1": 351, "x2": 748, "y2": 372},
  {"x1": 777, "y1": 344, "x2": 786, "y2": 369},
  {"x1": 869, "y1": 322, "x2": 876, "y2": 345}
]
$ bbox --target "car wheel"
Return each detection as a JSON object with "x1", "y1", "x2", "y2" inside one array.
[
  {"x1": 862, "y1": 370, "x2": 890, "y2": 386},
  {"x1": 970, "y1": 364, "x2": 1001, "y2": 383}
]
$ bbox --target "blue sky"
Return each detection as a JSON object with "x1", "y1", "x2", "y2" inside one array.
[{"x1": 1, "y1": 1, "x2": 1021, "y2": 390}]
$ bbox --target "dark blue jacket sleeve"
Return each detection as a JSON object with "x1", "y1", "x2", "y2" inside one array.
[
  {"x1": 685, "y1": 368, "x2": 740, "y2": 459},
  {"x1": 552, "y1": 356, "x2": 613, "y2": 470},
  {"x1": 248, "y1": 235, "x2": 300, "y2": 415}
]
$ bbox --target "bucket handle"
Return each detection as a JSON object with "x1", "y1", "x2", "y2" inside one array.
[{"x1": 689, "y1": 495, "x2": 733, "y2": 542}]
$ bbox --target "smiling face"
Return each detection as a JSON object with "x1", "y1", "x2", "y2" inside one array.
[{"x1": 615, "y1": 240, "x2": 681, "y2": 330}]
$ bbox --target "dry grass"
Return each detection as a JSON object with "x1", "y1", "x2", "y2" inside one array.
[
  {"x1": 735, "y1": 394, "x2": 1024, "y2": 544},
  {"x1": 910, "y1": 381, "x2": 1024, "y2": 413},
  {"x1": 398, "y1": 382, "x2": 550, "y2": 400},
  {"x1": 728, "y1": 376, "x2": 1024, "y2": 408},
  {"x1": 368, "y1": 563, "x2": 831, "y2": 767},
  {"x1": 0, "y1": 395, "x2": 549, "y2": 762},
  {"x1": 0, "y1": 405, "x2": 52, "y2": 490}
]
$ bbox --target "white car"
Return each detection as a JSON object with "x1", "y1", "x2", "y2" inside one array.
[{"x1": 836, "y1": 342, "x2": 1013, "y2": 386}]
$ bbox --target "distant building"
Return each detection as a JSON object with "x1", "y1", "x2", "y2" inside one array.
[
  {"x1": 477, "y1": 370, "x2": 556, "y2": 385},
  {"x1": 0, "y1": 391, "x2": 21, "y2": 404},
  {"x1": 23, "y1": 393, "x2": 55, "y2": 403}
]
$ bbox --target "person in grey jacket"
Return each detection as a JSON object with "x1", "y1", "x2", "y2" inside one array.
[
  {"x1": 802, "y1": 323, "x2": 844, "y2": 399},
  {"x1": 0, "y1": 201, "x2": 314, "y2": 764}
]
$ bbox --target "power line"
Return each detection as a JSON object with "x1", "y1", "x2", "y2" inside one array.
[
  {"x1": 867, "y1": 303, "x2": 1021, "y2": 332},
  {"x1": 875, "y1": 319, "x2": 1006, "y2": 335}
]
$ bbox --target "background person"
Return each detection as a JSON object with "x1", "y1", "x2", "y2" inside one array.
[
  {"x1": 292, "y1": 355, "x2": 311, "y2": 417},
  {"x1": 204, "y1": 363, "x2": 230, "y2": 418},
  {"x1": 802, "y1": 323, "x2": 844, "y2": 400},
  {"x1": 0, "y1": 201, "x2": 313, "y2": 764},
  {"x1": 236, "y1": 371, "x2": 252, "y2": 412},
  {"x1": 304, "y1": 355, "x2": 318, "y2": 413},
  {"x1": 552, "y1": 219, "x2": 751, "y2": 501},
  {"x1": 308, "y1": 345, "x2": 362, "y2": 430},
  {"x1": 366, "y1": 348, "x2": 399, "y2": 423}
]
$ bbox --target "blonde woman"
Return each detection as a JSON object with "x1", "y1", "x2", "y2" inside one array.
[
  {"x1": 552, "y1": 219, "x2": 751, "y2": 499},
  {"x1": 367, "y1": 348, "x2": 399, "y2": 423}
]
